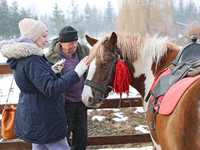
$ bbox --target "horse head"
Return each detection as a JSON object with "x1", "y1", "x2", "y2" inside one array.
[{"x1": 82, "y1": 32, "x2": 118, "y2": 108}]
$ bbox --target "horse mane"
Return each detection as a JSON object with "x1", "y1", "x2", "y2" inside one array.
[{"x1": 89, "y1": 32, "x2": 171, "y2": 66}]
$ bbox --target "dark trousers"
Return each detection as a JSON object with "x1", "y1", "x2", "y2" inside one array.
[{"x1": 65, "y1": 101, "x2": 88, "y2": 150}]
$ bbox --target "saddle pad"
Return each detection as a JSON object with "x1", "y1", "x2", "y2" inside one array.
[{"x1": 159, "y1": 74, "x2": 200, "y2": 115}]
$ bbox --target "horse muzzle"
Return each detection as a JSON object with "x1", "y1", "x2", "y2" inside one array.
[
  {"x1": 88, "y1": 96, "x2": 102, "y2": 108},
  {"x1": 82, "y1": 95, "x2": 102, "y2": 108}
]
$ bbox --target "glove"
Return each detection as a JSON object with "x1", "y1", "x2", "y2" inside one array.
[
  {"x1": 74, "y1": 56, "x2": 89, "y2": 77},
  {"x1": 51, "y1": 61, "x2": 64, "y2": 74}
]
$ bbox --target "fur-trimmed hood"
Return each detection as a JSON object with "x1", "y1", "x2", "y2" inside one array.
[
  {"x1": 1, "y1": 42, "x2": 44, "y2": 69},
  {"x1": 1, "y1": 42, "x2": 43, "y2": 59}
]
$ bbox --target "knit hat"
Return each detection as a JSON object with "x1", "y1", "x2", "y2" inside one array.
[
  {"x1": 19, "y1": 18, "x2": 48, "y2": 42},
  {"x1": 59, "y1": 26, "x2": 78, "y2": 42}
]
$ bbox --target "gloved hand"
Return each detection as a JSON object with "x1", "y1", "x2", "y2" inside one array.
[
  {"x1": 74, "y1": 56, "x2": 89, "y2": 77},
  {"x1": 51, "y1": 59, "x2": 65, "y2": 74}
]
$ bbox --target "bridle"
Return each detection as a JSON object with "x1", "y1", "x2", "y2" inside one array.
[{"x1": 84, "y1": 46, "x2": 119, "y2": 100}]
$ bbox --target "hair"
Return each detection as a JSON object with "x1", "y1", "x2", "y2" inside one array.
[{"x1": 89, "y1": 32, "x2": 170, "y2": 66}]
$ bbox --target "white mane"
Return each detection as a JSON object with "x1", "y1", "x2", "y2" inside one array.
[{"x1": 141, "y1": 34, "x2": 170, "y2": 67}]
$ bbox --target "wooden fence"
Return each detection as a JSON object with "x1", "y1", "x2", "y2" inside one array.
[
  {"x1": 0, "y1": 64, "x2": 13, "y2": 74},
  {"x1": 0, "y1": 64, "x2": 152, "y2": 149}
]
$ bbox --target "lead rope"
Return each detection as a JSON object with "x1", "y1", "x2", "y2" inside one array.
[
  {"x1": 118, "y1": 98, "x2": 121, "y2": 108},
  {"x1": 4, "y1": 76, "x2": 14, "y2": 109}
]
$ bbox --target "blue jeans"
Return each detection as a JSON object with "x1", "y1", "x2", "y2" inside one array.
[{"x1": 32, "y1": 137, "x2": 69, "y2": 150}]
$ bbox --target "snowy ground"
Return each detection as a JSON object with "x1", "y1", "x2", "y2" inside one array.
[{"x1": 0, "y1": 48, "x2": 152, "y2": 150}]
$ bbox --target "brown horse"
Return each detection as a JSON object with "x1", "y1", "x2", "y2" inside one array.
[{"x1": 82, "y1": 32, "x2": 200, "y2": 149}]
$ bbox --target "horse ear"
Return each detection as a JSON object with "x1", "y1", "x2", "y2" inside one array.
[
  {"x1": 85, "y1": 35, "x2": 98, "y2": 46},
  {"x1": 108, "y1": 32, "x2": 117, "y2": 51}
]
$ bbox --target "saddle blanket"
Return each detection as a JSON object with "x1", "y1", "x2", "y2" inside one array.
[{"x1": 150, "y1": 67, "x2": 200, "y2": 115}]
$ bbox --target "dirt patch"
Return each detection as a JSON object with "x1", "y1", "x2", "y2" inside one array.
[{"x1": 86, "y1": 107, "x2": 152, "y2": 149}]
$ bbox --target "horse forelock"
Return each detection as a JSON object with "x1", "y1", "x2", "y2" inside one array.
[{"x1": 89, "y1": 35, "x2": 109, "y2": 63}]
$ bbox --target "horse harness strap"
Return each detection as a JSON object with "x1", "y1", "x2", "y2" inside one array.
[
  {"x1": 85, "y1": 80, "x2": 107, "y2": 93},
  {"x1": 84, "y1": 47, "x2": 119, "y2": 99}
]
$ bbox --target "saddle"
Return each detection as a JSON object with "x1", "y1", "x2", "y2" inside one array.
[{"x1": 145, "y1": 35, "x2": 200, "y2": 130}]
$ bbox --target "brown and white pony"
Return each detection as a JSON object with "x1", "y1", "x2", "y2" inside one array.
[{"x1": 82, "y1": 32, "x2": 200, "y2": 150}]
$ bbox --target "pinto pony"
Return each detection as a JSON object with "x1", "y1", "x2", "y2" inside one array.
[{"x1": 82, "y1": 32, "x2": 200, "y2": 150}]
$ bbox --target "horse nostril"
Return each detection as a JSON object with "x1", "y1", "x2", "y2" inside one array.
[
  {"x1": 97, "y1": 97, "x2": 101, "y2": 103},
  {"x1": 88, "y1": 97, "x2": 94, "y2": 105},
  {"x1": 88, "y1": 97, "x2": 102, "y2": 107}
]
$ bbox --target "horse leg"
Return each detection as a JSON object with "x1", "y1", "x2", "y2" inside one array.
[{"x1": 153, "y1": 145, "x2": 157, "y2": 150}]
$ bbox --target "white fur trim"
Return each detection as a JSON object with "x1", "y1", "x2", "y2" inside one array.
[{"x1": 1, "y1": 42, "x2": 43, "y2": 59}]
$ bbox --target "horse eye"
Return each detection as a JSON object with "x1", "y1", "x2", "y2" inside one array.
[{"x1": 102, "y1": 63, "x2": 107, "y2": 68}]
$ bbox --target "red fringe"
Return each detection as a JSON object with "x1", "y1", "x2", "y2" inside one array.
[{"x1": 113, "y1": 60, "x2": 131, "y2": 98}]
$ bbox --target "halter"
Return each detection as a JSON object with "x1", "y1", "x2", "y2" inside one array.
[{"x1": 84, "y1": 47, "x2": 119, "y2": 100}]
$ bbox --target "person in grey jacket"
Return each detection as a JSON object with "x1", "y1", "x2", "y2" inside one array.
[
  {"x1": 45, "y1": 26, "x2": 89, "y2": 150},
  {"x1": 0, "y1": 18, "x2": 89, "y2": 150}
]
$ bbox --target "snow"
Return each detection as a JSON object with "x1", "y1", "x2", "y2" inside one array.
[
  {"x1": 135, "y1": 125, "x2": 149, "y2": 134},
  {"x1": 92, "y1": 115, "x2": 106, "y2": 121},
  {"x1": 107, "y1": 86, "x2": 140, "y2": 99},
  {"x1": 113, "y1": 112, "x2": 128, "y2": 122},
  {"x1": 0, "y1": 74, "x2": 20, "y2": 104},
  {"x1": 134, "y1": 107, "x2": 145, "y2": 114}
]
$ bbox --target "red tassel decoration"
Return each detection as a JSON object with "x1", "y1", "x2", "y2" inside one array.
[{"x1": 113, "y1": 58, "x2": 131, "y2": 99}]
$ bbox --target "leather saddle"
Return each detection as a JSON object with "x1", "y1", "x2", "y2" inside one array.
[{"x1": 146, "y1": 35, "x2": 200, "y2": 102}]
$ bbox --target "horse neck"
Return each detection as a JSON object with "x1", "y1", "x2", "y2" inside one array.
[
  {"x1": 129, "y1": 54, "x2": 156, "y2": 98},
  {"x1": 123, "y1": 43, "x2": 179, "y2": 111}
]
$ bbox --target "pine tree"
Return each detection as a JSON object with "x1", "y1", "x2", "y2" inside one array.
[
  {"x1": 0, "y1": 0, "x2": 10, "y2": 39},
  {"x1": 176, "y1": 0, "x2": 186, "y2": 22},
  {"x1": 66, "y1": 0, "x2": 85, "y2": 41},
  {"x1": 97, "y1": 10, "x2": 104, "y2": 35},
  {"x1": 9, "y1": 1, "x2": 20, "y2": 38},
  {"x1": 77, "y1": 14, "x2": 86, "y2": 43},
  {"x1": 50, "y1": 3, "x2": 66, "y2": 35},
  {"x1": 19, "y1": 7, "x2": 33, "y2": 21},
  {"x1": 90, "y1": 5, "x2": 99, "y2": 36},
  {"x1": 104, "y1": 1, "x2": 116, "y2": 32},
  {"x1": 84, "y1": 2, "x2": 92, "y2": 34},
  {"x1": 185, "y1": 0, "x2": 198, "y2": 23}
]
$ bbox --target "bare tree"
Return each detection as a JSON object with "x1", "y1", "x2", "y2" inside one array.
[{"x1": 116, "y1": 0, "x2": 174, "y2": 35}]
